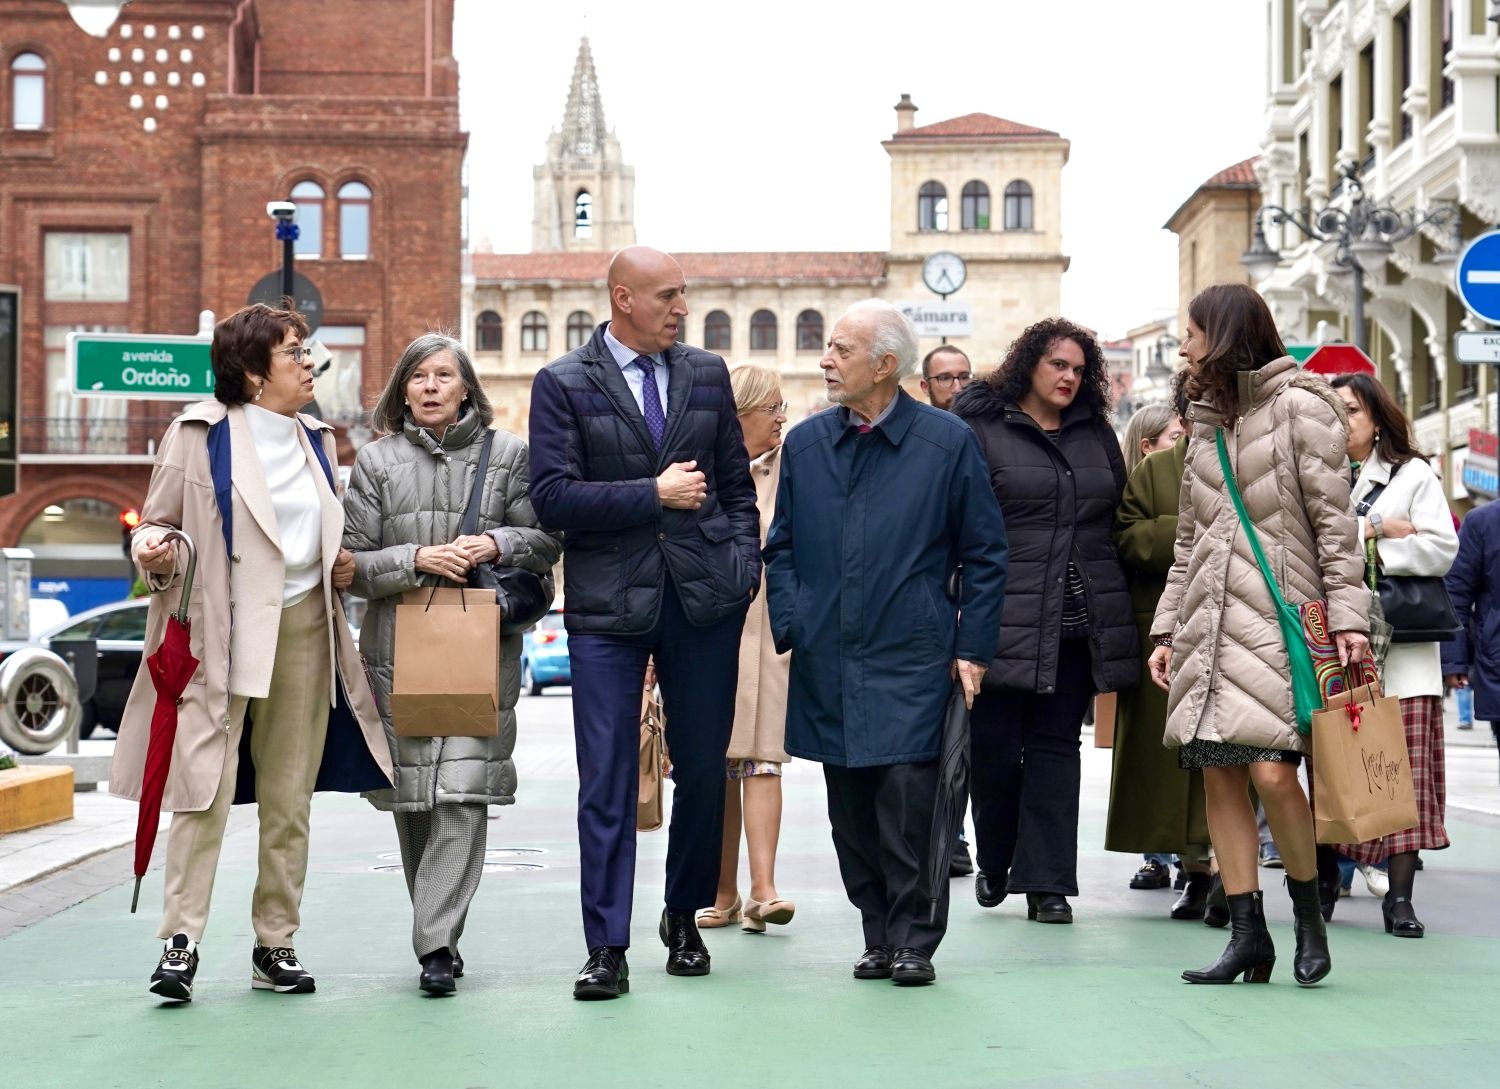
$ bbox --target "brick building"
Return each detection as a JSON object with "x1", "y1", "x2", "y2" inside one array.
[{"x1": 0, "y1": 0, "x2": 465, "y2": 611}]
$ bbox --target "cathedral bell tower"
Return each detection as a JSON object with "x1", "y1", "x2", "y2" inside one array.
[{"x1": 532, "y1": 37, "x2": 636, "y2": 253}]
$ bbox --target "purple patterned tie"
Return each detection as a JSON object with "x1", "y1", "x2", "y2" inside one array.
[{"x1": 633, "y1": 356, "x2": 666, "y2": 448}]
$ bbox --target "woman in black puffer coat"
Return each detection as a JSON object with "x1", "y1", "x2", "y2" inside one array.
[{"x1": 953, "y1": 317, "x2": 1138, "y2": 924}]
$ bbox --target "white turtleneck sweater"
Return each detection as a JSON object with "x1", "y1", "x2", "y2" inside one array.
[{"x1": 244, "y1": 404, "x2": 323, "y2": 606}]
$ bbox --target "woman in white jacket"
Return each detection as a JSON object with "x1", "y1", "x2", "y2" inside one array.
[{"x1": 1331, "y1": 373, "x2": 1458, "y2": 938}]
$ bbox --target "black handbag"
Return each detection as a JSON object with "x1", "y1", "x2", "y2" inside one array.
[
  {"x1": 1355, "y1": 468, "x2": 1461, "y2": 644},
  {"x1": 460, "y1": 429, "x2": 555, "y2": 635}
]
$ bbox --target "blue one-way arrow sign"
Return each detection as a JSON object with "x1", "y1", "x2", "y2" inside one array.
[{"x1": 1455, "y1": 229, "x2": 1500, "y2": 324}]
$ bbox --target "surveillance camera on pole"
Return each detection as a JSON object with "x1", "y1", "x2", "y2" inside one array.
[{"x1": 266, "y1": 201, "x2": 299, "y2": 304}]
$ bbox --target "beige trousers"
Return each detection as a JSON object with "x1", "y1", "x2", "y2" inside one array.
[{"x1": 158, "y1": 591, "x2": 332, "y2": 945}]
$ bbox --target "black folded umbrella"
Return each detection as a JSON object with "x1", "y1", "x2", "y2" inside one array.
[{"x1": 926, "y1": 679, "x2": 971, "y2": 925}]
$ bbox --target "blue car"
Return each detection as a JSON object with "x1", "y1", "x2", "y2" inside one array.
[{"x1": 520, "y1": 609, "x2": 570, "y2": 696}]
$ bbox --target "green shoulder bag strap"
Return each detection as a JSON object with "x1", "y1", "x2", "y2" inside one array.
[{"x1": 1214, "y1": 427, "x2": 1321, "y2": 733}]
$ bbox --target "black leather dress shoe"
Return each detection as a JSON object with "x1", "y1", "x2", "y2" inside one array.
[
  {"x1": 419, "y1": 948, "x2": 455, "y2": 996},
  {"x1": 1026, "y1": 892, "x2": 1073, "y2": 923},
  {"x1": 852, "y1": 945, "x2": 894, "y2": 979},
  {"x1": 975, "y1": 871, "x2": 1007, "y2": 908},
  {"x1": 659, "y1": 909, "x2": 710, "y2": 976},
  {"x1": 573, "y1": 946, "x2": 629, "y2": 1000},
  {"x1": 890, "y1": 948, "x2": 936, "y2": 986},
  {"x1": 452, "y1": 952, "x2": 464, "y2": 979}
]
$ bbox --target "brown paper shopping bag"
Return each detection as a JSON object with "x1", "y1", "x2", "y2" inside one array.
[
  {"x1": 1310, "y1": 680, "x2": 1419, "y2": 845},
  {"x1": 390, "y1": 586, "x2": 501, "y2": 737},
  {"x1": 637, "y1": 687, "x2": 666, "y2": 832}
]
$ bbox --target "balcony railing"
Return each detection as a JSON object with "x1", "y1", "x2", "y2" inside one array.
[{"x1": 21, "y1": 415, "x2": 182, "y2": 457}]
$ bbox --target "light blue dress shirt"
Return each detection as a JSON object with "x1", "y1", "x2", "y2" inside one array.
[{"x1": 603, "y1": 323, "x2": 670, "y2": 415}]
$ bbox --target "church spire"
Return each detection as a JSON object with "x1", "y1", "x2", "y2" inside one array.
[{"x1": 561, "y1": 37, "x2": 607, "y2": 158}]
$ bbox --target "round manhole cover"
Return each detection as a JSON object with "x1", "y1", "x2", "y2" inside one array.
[{"x1": 485, "y1": 848, "x2": 546, "y2": 858}]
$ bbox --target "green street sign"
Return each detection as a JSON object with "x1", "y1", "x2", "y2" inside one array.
[
  {"x1": 68, "y1": 332, "x2": 213, "y2": 400},
  {"x1": 1286, "y1": 343, "x2": 1317, "y2": 362}
]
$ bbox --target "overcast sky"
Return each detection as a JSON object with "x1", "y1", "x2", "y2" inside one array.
[{"x1": 454, "y1": 0, "x2": 1268, "y2": 342}]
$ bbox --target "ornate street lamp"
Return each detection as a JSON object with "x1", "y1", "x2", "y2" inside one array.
[
  {"x1": 1240, "y1": 163, "x2": 1461, "y2": 353},
  {"x1": 1148, "y1": 333, "x2": 1179, "y2": 383}
]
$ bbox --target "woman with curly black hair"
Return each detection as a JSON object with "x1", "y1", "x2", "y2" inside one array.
[{"x1": 952, "y1": 318, "x2": 1139, "y2": 924}]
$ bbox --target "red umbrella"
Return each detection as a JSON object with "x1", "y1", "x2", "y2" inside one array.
[{"x1": 131, "y1": 529, "x2": 199, "y2": 913}]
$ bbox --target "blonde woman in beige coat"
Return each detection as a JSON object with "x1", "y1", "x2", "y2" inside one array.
[
  {"x1": 112, "y1": 303, "x2": 392, "y2": 1003},
  {"x1": 697, "y1": 364, "x2": 794, "y2": 933},
  {"x1": 1148, "y1": 284, "x2": 1369, "y2": 988}
]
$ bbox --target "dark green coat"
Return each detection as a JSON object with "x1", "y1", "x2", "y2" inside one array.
[{"x1": 1106, "y1": 438, "x2": 1209, "y2": 854}]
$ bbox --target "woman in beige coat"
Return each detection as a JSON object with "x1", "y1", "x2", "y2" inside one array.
[
  {"x1": 697, "y1": 364, "x2": 794, "y2": 933},
  {"x1": 1148, "y1": 284, "x2": 1369, "y2": 988},
  {"x1": 111, "y1": 303, "x2": 392, "y2": 1003}
]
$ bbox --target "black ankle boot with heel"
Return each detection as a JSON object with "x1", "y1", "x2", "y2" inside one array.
[
  {"x1": 1182, "y1": 890, "x2": 1276, "y2": 984},
  {"x1": 1285, "y1": 876, "x2": 1332, "y2": 985},
  {"x1": 1171, "y1": 873, "x2": 1213, "y2": 920}
]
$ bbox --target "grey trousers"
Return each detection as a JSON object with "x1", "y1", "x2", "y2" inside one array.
[{"x1": 393, "y1": 802, "x2": 487, "y2": 959}]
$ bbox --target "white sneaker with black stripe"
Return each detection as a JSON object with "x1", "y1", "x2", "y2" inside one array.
[
  {"x1": 150, "y1": 934, "x2": 199, "y2": 1002},
  {"x1": 251, "y1": 944, "x2": 316, "y2": 994}
]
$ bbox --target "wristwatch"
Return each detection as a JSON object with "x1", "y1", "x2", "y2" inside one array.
[{"x1": 1369, "y1": 513, "x2": 1384, "y2": 538}]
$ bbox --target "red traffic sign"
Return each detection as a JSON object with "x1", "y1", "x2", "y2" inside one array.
[{"x1": 1301, "y1": 343, "x2": 1375, "y2": 376}]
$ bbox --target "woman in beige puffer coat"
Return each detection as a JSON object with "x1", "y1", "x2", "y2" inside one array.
[{"x1": 1148, "y1": 284, "x2": 1370, "y2": 989}]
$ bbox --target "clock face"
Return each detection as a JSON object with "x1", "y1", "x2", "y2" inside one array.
[{"x1": 923, "y1": 251, "x2": 967, "y2": 296}]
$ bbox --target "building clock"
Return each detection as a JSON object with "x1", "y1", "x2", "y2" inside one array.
[{"x1": 921, "y1": 251, "x2": 967, "y2": 297}]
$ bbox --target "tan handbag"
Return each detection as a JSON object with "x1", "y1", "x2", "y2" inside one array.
[{"x1": 637, "y1": 688, "x2": 666, "y2": 832}]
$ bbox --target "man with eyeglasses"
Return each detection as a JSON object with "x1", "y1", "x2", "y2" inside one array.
[
  {"x1": 919, "y1": 346, "x2": 973, "y2": 412},
  {"x1": 918, "y1": 345, "x2": 978, "y2": 876}
]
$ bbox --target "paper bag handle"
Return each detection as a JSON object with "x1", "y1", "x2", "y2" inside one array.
[{"x1": 424, "y1": 584, "x2": 469, "y2": 613}]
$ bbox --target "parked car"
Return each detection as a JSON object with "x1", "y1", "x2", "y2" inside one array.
[
  {"x1": 520, "y1": 609, "x2": 569, "y2": 696},
  {"x1": 0, "y1": 598, "x2": 148, "y2": 740}
]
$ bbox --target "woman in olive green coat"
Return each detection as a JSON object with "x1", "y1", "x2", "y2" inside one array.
[{"x1": 1108, "y1": 401, "x2": 1212, "y2": 919}]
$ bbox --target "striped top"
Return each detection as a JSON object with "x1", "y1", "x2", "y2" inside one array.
[{"x1": 1045, "y1": 427, "x2": 1090, "y2": 638}]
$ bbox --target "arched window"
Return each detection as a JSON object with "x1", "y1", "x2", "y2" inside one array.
[
  {"x1": 338, "y1": 180, "x2": 373, "y2": 259},
  {"x1": 290, "y1": 180, "x2": 324, "y2": 259},
  {"x1": 704, "y1": 310, "x2": 732, "y2": 351},
  {"x1": 750, "y1": 310, "x2": 778, "y2": 352},
  {"x1": 566, "y1": 310, "x2": 594, "y2": 350},
  {"x1": 520, "y1": 311, "x2": 548, "y2": 353},
  {"x1": 796, "y1": 309, "x2": 824, "y2": 352},
  {"x1": 1004, "y1": 180, "x2": 1034, "y2": 230},
  {"x1": 961, "y1": 181, "x2": 991, "y2": 230},
  {"x1": 11, "y1": 52, "x2": 46, "y2": 130},
  {"x1": 574, "y1": 191, "x2": 593, "y2": 239},
  {"x1": 918, "y1": 181, "x2": 948, "y2": 231},
  {"x1": 476, "y1": 310, "x2": 502, "y2": 352}
]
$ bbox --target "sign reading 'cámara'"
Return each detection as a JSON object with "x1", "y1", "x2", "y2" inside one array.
[{"x1": 68, "y1": 332, "x2": 214, "y2": 400}]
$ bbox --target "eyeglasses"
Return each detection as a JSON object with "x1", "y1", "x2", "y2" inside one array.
[
  {"x1": 274, "y1": 344, "x2": 314, "y2": 363},
  {"x1": 926, "y1": 374, "x2": 973, "y2": 386},
  {"x1": 752, "y1": 400, "x2": 788, "y2": 417}
]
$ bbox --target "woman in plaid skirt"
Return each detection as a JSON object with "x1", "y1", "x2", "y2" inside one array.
[{"x1": 1332, "y1": 374, "x2": 1458, "y2": 938}]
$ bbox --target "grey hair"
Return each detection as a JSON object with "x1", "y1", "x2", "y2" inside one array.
[
  {"x1": 841, "y1": 299, "x2": 919, "y2": 379},
  {"x1": 372, "y1": 333, "x2": 493, "y2": 435}
]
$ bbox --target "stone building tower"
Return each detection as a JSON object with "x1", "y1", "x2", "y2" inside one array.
[{"x1": 531, "y1": 37, "x2": 635, "y2": 253}]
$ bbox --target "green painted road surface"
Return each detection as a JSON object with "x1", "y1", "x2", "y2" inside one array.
[{"x1": 4, "y1": 696, "x2": 1499, "y2": 1089}]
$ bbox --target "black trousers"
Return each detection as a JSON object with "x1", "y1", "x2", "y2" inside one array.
[
  {"x1": 970, "y1": 638, "x2": 1096, "y2": 896},
  {"x1": 823, "y1": 761, "x2": 949, "y2": 956}
]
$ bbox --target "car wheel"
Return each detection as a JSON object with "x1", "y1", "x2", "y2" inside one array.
[
  {"x1": 523, "y1": 662, "x2": 543, "y2": 698},
  {"x1": 76, "y1": 700, "x2": 98, "y2": 741}
]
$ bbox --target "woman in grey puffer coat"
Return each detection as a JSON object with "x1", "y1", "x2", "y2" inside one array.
[{"x1": 342, "y1": 334, "x2": 561, "y2": 994}]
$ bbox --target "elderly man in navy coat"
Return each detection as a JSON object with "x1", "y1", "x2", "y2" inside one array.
[
  {"x1": 529, "y1": 246, "x2": 761, "y2": 1000},
  {"x1": 764, "y1": 299, "x2": 1008, "y2": 986}
]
